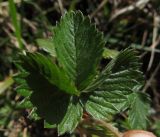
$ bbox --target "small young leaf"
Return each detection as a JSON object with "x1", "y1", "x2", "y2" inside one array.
[
  {"x1": 36, "y1": 38, "x2": 56, "y2": 57},
  {"x1": 103, "y1": 48, "x2": 119, "y2": 59},
  {"x1": 16, "y1": 85, "x2": 31, "y2": 97},
  {"x1": 13, "y1": 65, "x2": 32, "y2": 97},
  {"x1": 44, "y1": 121, "x2": 56, "y2": 128},
  {"x1": 16, "y1": 97, "x2": 33, "y2": 109}
]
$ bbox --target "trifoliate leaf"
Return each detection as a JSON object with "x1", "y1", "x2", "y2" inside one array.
[
  {"x1": 53, "y1": 11, "x2": 105, "y2": 90},
  {"x1": 128, "y1": 92, "x2": 150, "y2": 129},
  {"x1": 84, "y1": 49, "x2": 144, "y2": 120},
  {"x1": 36, "y1": 38, "x2": 56, "y2": 57},
  {"x1": 15, "y1": 11, "x2": 147, "y2": 136}
]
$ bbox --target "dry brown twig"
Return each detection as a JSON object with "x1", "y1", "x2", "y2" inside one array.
[
  {"x1": 90, "y1": 0, "x2": 108, "y2": 18},
  {"x1": 142, "y1": 62, "x2": 160, "y2": 93},
  {"x1": 77, "y1": 127, "x2": 88, "y2": 137},
  {"x1": 57, "y1": 0, "x2": 65, "y2": 15},
  {"x1": 141, "y1": 30, "x2": 148, "y2": 47},
  {"x1": 147, "y1": 12, "x2": 160, "y2": 71},
  {"x1": 22, "y1": 128, "x2": 27, "y2": 137},
  {"x1": 0, "y1": 0, "x2": 21, "y2": 7},
  {"x1": 109, "y1": 0, "x2": 150, "y2": 21},
  {"x1": 3, "y1": 23, "x2": 27, "y2": 48},
  {"x1": 23, "y1": 18, "x2": 37, "y2": 32}
]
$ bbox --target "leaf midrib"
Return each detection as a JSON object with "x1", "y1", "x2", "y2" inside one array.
[{"x1": 71, "y1": 14, "x2": 83, "y2": 87}]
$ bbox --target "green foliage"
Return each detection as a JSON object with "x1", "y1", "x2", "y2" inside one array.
[
  {"x1": 16, "y1": 97, "x2": 33, "y2": 109},
  {"x1": 83, "y1": 49, "x2": 144, "y2": 121},
  {"x1": 102, "y1": 48, "x2": 119, "y2": 59},
  {"x1": 9, "y1": 0, "x2": 23, "y2": 49},
  {"x1": 19, "y1": 52, "x2": 79, "y2": 96},
  {"x1": 53, "y1": 11, "x2": 105, "y2": 90},
  {"x1": 128, "y1": 93, "x2": 150, "y2": 130},
  {"x1": 153, "y1": 120, "x2": 160, "y2": 136},
  {"x1": 0, "y1": 105, "x2": 12, "y2": 126},
  {"x1": 36, "y1": 39, "x2": 56, "y2": 57},
  {"x1": 15, "y1": 11, "x2": 149, "y2": 135}
]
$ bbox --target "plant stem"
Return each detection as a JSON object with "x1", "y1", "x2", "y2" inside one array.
[{"x1": 94, "y1": 119, "x2": 123, "y2": 137}]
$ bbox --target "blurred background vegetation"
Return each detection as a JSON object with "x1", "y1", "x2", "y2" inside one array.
[{"x1": 0, "y1": 0, "x2": 160, "y2": 137}]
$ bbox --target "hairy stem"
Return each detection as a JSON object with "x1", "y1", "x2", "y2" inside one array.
[{"x1": 94, "y1": 119, "x2": 123, "y2": 137}]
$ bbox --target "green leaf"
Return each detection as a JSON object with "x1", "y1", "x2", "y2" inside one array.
[
  {"x1": 53, "y1": 11, "x2": 105, "y2": 90},
  {"x1": 36, "y1": 39, "x2": 56, "y2": 57},
  {"x1": 15, "y1": 11, "x2": 146, "y2": 136},
  {"x1": 58, "y1": 97, "x2": 83, "y2": 135},
  {"x1": 16, "y1": 85, "x2": 31, "y2": 97},
  {"x1": 9, "y1": 0, "x2": 23, "y2": 49},
  {"x1": 0, "y1": 105, "x2": 12, "y2": 126},
  {"x1": 85, "y1": 49, "x2": 143, "y2": 92},
  {"x1": 16, "y1": 97, "x2": 33, "y2": 109},
  {"x1": 18, "y1": 52, "x2": 84, "y2": 132},
  {"x1": 84, "y1": 90, "x2": 130, "y2": 120},
  {"x1": 84, "y1": 49, "x2": 144, "y2": 120},
  {"x1": 44, "y1": 120, "x2": 56, "y2": 128},
  {"x1": 28, "y1": 108, "x2": 41, "y2": 121},
  {"x1": 102, "y1": 48, "x2": 119, "y2": 59},
  {"x1": 20, "y1": 52, "x2": 79, "y2": 96},
  {"x1": 14, "y1": 71, "x2": 32, "y2": 97},
  {"x1": 31, "y1": 86, "x2": 82, "y2": 135},
  {"x1": 153, "y1": 120, "x2": 160, "y2": 137},
  {"x1": 31, "y1": 86, "x2": 70, "y2": 127},
  {"x1": 128, "y1": 92, "x2": 150, "y2": 129},
  {"x1": 17, "y1": 51, "x2": 83, "y2": 133},
  {"x1": 18, "y1": 56, "x2": 82, "y2": 133}
]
